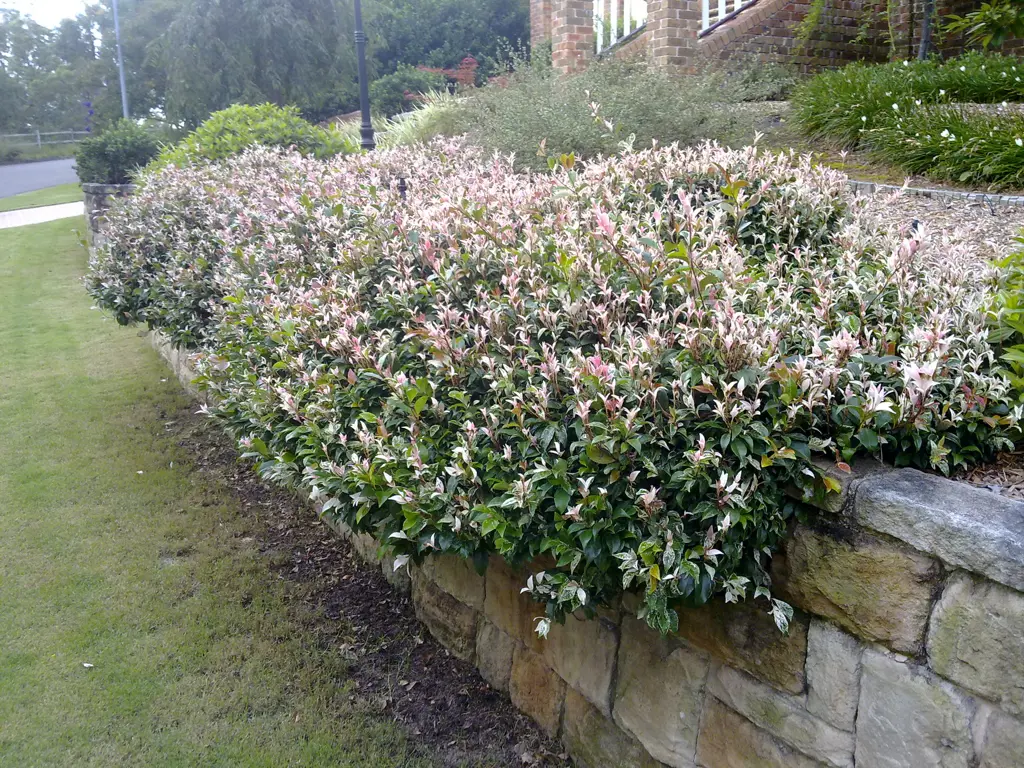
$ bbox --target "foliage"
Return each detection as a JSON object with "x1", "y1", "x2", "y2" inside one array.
[
  {"x1": 74, "y1": 119, "x2": 159, "y2": 184},
  {"x1": 793, "y1": 52, "x2": 1024, "y2": 148},
  {"x1": 461, "y1": 59, "x2": 748, "y2": 170},
  {"x1": 369, "y1": 65, "x2": 447, "y2": 117},
  {"x1": 865, "y1": 105, "x2": 1024, "y2": 188},
  {"x1": 370, "y1": 0, "x2": 528, "y2": 78},
  {"x1": 152, "y1": 104, "x2": 354, "y2": 170},
  {"x1": 945, "y1": 0, "x2": 1024, "y2": 50},
  {"x1": 989, "y1": 235, "x2": 1024, "y2": 393},
  {"x1": 88, "y1": 140, "x2": 1020, "y2": 636}
]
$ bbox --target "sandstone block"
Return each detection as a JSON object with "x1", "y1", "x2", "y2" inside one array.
[
  {"x1": 695, "y1": 698, "x2": 825, "y2": 768},
  {"x1": 806, "y1": 620, "x2": 862, "y2": 732},
  {"x1": 927, "y1": 572, "x2": 1024, "y2": 717},
  {"x1": 856, "y1": 469, "x2": 1024, "y2": 592},
  {"x1": 675, "y1": 596, "x2": 808, "y2": 694},
  {"x1": 562, "y1": 687, "x2": 661, "y2": 768},
  {"x1": 411, "y1": 573, "x2": 478, "y2": 662},
  {"x1": 855, "y1": 649, "x2": 975, "y2": 768},
  {"x1": 980, "y1": 710, "x2": 1024, "y2": 768},
  {"x1": 543, "y1": 612, "x2": 619, "y2": 715},
  {"x1": 475, "y1": 619, "x2": 515, "y2": 692},
  {"x1": 707, "y1": 665, "x2": 854, "y2": 767},
  {"x1": 613, "y1": 615, "x2": 710, "y2": 768},
  {"x1": 775, "y1": 524, "x2": 940, "y2": 653},
  {"x1": 509, "y1": 645, "x2": 566, "y2": 739},
  {"x1": 483, "y1": 557, "x2": 546, "y2": 653},
  {"x1": 416, "y1": 553, "x2": 485, "y2": 610}
]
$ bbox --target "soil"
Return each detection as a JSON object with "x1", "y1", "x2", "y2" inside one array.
[{"x1": 170, "y1": 405, "x2": 569, "y2": 768}]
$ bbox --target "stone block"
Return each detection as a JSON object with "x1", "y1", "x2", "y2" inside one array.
[
  {"x1": 806, "y1": 620, "x2": 862, "y2": 732},
  {"x1": 708, "y1": 665, "x2": 854, "y2": 767},
  {"x1": 856, "y1": 469, "x2": 1024, "y2": 592},
  {"x1": 483, "y1": 556, "x2": 546, "y2": 653},
  {"x1": 855, "y1": 649, "x2": 975, "y2": 768},
  {"x1": 475, "y1": 619, "x2": 515, "y2": 692},
  {"x1": 675, "y1": 596, "x2": 808, "y2": 694},
  {"x1": 561, "y1": 687, "x2": 661, "y2": 768},
  {"x1": 542, "y1": 612, "x2": 619, "y2": 715},
  {"x1": 509, "y1": 645, "x2": 566, "y2": 739},
  {"x1": 348, "y1": 530, "x2": 380, "y2": 565},
  {"x1": 695, "y1": 698, "x2": 825, "y2": 768},
  {"x1": 980, "y1": 710, "x2": 1024, "y2": 768},
  {"x1": 774, "y1": 524, "x2": 940, "y2": 653},
  {"x1": 380, "y1": 554, "x2": 411, "y2": 594},
  {"x1": 415, "y1": 553, "x2": 485, "y2": 610},
  {"x1": 613, "y1": 615, "x2": 710, "y2": 768},
  {"x1": 927, "y1": 572, "x2": 1024, "y2": 717},
  {"x1": 411, "y1": 573, "x2": 478, "y2": 662}
]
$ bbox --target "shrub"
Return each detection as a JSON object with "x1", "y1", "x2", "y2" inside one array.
[
  {"x1": 88, "y1": 141, "x2": 1019, "y2": 637},
  {"x1": 152, "y1": 104, "x2": 354, "y2": 170},
  {"x1": 461, "y1": 59, "x2": 745, "y2": 169},
  {"x1": 74, "y1": 120, "x2": 160, "y2": 185},
  {"x1": 793, "y1": 52, "x2": 1024, "y2": 148},
  {"x1": 370, "y1": 65, "x2": 449, "y2": 118},
  {"x1": 866, "y1": 105, "x2": 1024, "y2": 188},
  {"x1": 989, "y1": 235, "x2": 1024, "y2": 393},
  {"x1": 334, "y1": 91, "x2": 469, "y2": 149},
  {"x1": 945, "y1": 0, "x2": 1024, "y2": 50}
]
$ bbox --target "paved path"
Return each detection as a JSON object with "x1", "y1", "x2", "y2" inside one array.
[
  {"x1": 0, "y1": 158, "x2": 77, "y2": 198},
  {"x1": 0, "y1": 201, "x2": 85, "y2": 230}
]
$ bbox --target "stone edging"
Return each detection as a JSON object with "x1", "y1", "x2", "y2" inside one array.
[
  {"x1": 145, "y1": 331, "x2": 1024, "y2": 768},
  {"x1": 847, "y1": 178, "x2": 1024, "y2": 208}
]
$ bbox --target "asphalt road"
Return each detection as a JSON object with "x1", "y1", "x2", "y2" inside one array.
[{"x1": 0, "y1": 159, "x2": 78, "y2": 198}]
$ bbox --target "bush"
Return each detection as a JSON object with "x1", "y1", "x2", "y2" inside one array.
[
  {"x1": 369, "y1": 65, "x2": 448, "y2": 117},
  {"x1": 866, "y1": 105, "x2": 1024, "y2": 188},
  {"x1": 989, "y1": 235, "x2": 1024, "y2": 394},
  {"x1": 793, "y1": 52, "x2": 1024, "y2": 148},
  {"x1": 152, "y1": 104, "x2": 354, "y2": 170},
  {"x1": 461, "y1": 59, "x2": 749, "y2": 169},
  {"x1": 88, "y1": 141, "x2": 1019, "y2": 637},
  {"x1": 74, "y1": 121, "x2": 160, "y2": 185}
]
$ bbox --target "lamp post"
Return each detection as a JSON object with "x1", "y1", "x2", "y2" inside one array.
[
  {"x1": 353, "y1": 0, "x2": 375, "y2": 150},
  {"x1": 112, "y1": 0, "x2": 130, "y2": 119}
]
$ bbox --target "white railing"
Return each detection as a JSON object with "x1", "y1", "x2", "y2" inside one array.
[
  {"x1": 701, "y1": 0, "x2": 753, "y2": 33},
  {"x1": 594, "y1": 0, "x2": 648, "y2": 54},
  {"x1": 0, "y1": 130, "x2": 90, "y2": 148}
]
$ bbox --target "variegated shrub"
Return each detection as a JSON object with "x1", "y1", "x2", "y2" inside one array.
[{"x1": 88, "y1": 139, "x2": 1020, "y2": 636}]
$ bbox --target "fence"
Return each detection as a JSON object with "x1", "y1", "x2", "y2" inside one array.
[
  {"x1": 593, "y1": 0, "x2": 648, "y2": 53},
  {"x1": 700, "y1": 0, "x2": 760, "y2": 34},
  {"x1": 1, "y1": 130, "x2": 90, "y2": 148}
]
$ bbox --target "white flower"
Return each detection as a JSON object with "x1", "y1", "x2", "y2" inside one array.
[
  {"x1": 960, "y1": 65, "x2": 966, "y2": 71},
  {"x1": 892, "y1": 103, "x2": 899, "y2": 111},
  {"x1": 1017, "y1": 138, "x2": 1023, "y2": 147},
  {"x1": 940, "y1": 129, "x2": 950, "y2": 137},
  {"x1": 862, "y1": 115, "x2": 868, "y2": 122},
  {"x1": 939, "y1": 89, "x2": 946, "y2": 95}
]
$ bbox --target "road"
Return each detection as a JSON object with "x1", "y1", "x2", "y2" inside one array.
[{"x1": 0, "y1": 158, "x2": 78, "y2": 199}]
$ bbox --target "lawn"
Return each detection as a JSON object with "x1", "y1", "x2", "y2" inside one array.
[
  {"x1": 0, "y1": 183, "x2": 82, "y2": 213},
  {"x1": 0, "y1": 219, "x2": 434, "y2": 766}
]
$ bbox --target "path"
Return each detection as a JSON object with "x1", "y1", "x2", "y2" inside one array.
[
  {"x1": 0, "y1": 201, "x2": 85, "y2": 230},
  {"x1": 0, "y1": 158, "x2": 78, "y2": 198}
]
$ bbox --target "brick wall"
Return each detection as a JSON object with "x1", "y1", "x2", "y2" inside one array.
[
  {"x1": 701, "y1": 0, "x2": 890, "y2": 71},
  {"x1": 550, "y1": 0, "x2": 596, "y2": 73},
  {"x1": 890, "y1": 0, "x2": 1023, "y2": 59},
  {"x1": 530, "y1": 0, "x2": 554, "y2": 46}
]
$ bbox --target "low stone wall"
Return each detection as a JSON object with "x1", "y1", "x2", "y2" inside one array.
[
  {"x1": 148, "y1": 333, "x2": 1024, "y2": 768},
  {"x1": 82, "y1": 182, "x2": 134, "y2": 246}
]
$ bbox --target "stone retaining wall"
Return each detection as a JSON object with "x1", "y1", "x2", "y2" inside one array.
[{"x1": 149, "y1": 332, "x2": 1024, "y2": 767}]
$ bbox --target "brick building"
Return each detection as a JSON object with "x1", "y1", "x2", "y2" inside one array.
[{"x1": 532, "y1": 0, "x2": 1020, "y2": 75}]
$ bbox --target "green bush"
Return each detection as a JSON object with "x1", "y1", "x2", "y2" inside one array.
[
  {"x1": 88, "y1": 140, "x2": 1019, "y2": 635},
  {"x1": 866, "y1": 106, "x2": 1024, "y2": 188},
  {"x1": 152, "y1": 104, "x2": 354, "y2": 170},
  {"x1": 461, "y1": 59, "x2": 755, "y2": 170},
  {"x1": 793, "y1": 52, "x2": 1024, "y2": 148},
  {"x1": 369, "y1": 65, "x2": 448, "y2": 117},
  {"x1": 990, "y1": 235, "x2": 1024, "y2": 393},
  {"x1": 74, "y1": 121, "x2": 160, "y2": 185}
]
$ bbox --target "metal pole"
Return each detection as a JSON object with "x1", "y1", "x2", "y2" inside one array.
[
  {"x1": 353, "y1": 0, "x2": 375, "y2": 151},
  {"x1": 112, "y1": 0, "x2": 130, "y2": 119},
  {"x1": 918, "y1": 0, "x2": 935, "y2": 59}
]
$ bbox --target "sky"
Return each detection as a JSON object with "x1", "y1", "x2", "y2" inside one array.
[{"x1": 3, "y1": 0, "x2": 89, "y2": 27}]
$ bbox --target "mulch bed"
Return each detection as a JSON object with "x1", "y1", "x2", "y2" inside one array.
[{"x1": 171, "y1": 405, "x2": 569, "y2": 767}]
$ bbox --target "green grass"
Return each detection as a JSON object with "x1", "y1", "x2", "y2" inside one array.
[
  {"x1": 0, "y1": 219, "x2": 435, "y2": 767},
  {"x1": 0, "y1": 183, "x2": 83, "y2": 213}
]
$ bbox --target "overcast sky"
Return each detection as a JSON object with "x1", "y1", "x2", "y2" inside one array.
[{"x1": 4, "y1": 0, "x2": 89, "y2": 27}]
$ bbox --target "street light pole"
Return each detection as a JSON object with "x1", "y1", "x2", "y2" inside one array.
[
  {"x1": 353, "y1": 0, "x2": 375, "y2": 151},
  {"x1": 112, "y1": 0, "x2": 130, "y2": 119}
]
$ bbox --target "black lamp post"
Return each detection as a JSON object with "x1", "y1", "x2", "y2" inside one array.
[{"x1": 353, "y1": 0, "x2": 375, "y2": 151}]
